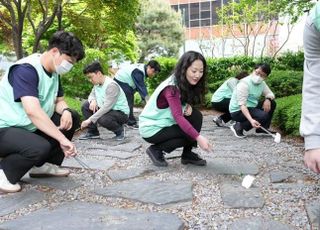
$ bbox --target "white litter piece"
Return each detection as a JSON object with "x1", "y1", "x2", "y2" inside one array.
[{"x1": 242, "y1": 175, "x2": 255, "y2": 189}]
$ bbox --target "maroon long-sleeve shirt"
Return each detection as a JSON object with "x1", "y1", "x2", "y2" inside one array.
[{"x1": 156, "y1": 85, "x2": 199, "y2": 140}]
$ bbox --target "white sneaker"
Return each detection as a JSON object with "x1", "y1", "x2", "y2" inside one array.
[
  {"x1": 0, "y1": 169, "x2": 21, "y2": 193},
  {"x1": 29, "y1": 163, "x2": 70, "y2": 178}
]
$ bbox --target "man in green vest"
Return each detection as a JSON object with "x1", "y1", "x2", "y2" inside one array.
[
  {"x1": 229, "y1": 63, "x2": 276, "y2": 138},
  {"x1": 0, "y1": 31, "x2": 85, "y2": 193},
  {"x1": 79, "y1": 61, "x2": 129, "y2": 141},
  {"x1": 114, "y1": 60, "x2": 161, "y2": 129}
]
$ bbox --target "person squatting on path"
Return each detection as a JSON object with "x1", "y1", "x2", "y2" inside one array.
[
  {"x1": 114, "y1": 60, "x2": 161, "y2": 129},
  {"x1": 300, "y1": 2, "x2": 320, "y2": 173},
  {"x1": 211, "y1": 71, "x2": 248, "y2": 127},
  {"x1": 0, "y1": 31, "x2": 85, "y2": 193},
  {"x1": 139, "y1": 51, "x2": 212, "y2": 167},
  {"x1": 80, "y1": 61, "x2": 129, "y2": 141},
  {"x1": 229, "y1": 63, "x2": 276, "y2": 138}
]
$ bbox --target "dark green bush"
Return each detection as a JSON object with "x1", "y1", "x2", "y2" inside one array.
[
  {"x1": 61, "y1": 48, "x2": 109, "y2": 99},
  {"x1": 272, "y1": 51, "x2": 304, "y2": 71},
  {"x1": 273, "y1": 94, "x2": 301, "y2": 136},
  {"x1": 266, "y1": 70, "x2": 303, "y2": 98},
  {"x1": 64, "y1": 96, "x2": 83, "y2": 120}
]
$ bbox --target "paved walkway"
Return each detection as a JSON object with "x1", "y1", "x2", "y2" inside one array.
[{"x1": 0, "y1": 111, "x2": 319, "y2": 230}]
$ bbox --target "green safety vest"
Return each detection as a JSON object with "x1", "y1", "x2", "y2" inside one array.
[
  {"x1": 114, "y1": 64, "x2": 145, "y2": 89},
  {"x1": 211, "y1": 78, "x2": 238, "y2": 102},
  {"x1": 311, "y1": 2, "x2": 320, "y2": 32},
  {"x1": 139, "y1": 75, "x2": 186, "y2": 138},
  {"x1": 229, "y1": 75, "x2": 265, "y2": 113},
  {"x1": 94, "y1": 77, "x2": 129, "y2": 115},
  {"x1": 0, "y1": 53, "x2": 59, "y2": 131}
]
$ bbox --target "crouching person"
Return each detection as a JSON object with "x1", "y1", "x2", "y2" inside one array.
[
  {"x1": 0, "y1": 31, "x2": 85, "y2": 193},
  {"x1": 139, "y1": 51, "x2": 212, "y2": 167},
  {"x1": 80, "y1": 61, "x2": 129, "y2": 141}
]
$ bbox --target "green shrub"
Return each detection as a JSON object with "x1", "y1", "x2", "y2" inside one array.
[
  {"x1": 61, "y1": 48, "x2": 109, "y2": 99},
  {"x1": 147, "y1": 57, "x2": 177, "y2": 94},
  {"x1": 266, "y1": 70, "x2": 303, "y2": 98},
  {"x1": 64, "y1": 96, "x2": 83, "y2": 120},
  {"x1": 273, "y1": 51, "x2": 304, "y2": 71},
  {"x1": 273, "y1": 94, "x2": 301, "y2": 136}
]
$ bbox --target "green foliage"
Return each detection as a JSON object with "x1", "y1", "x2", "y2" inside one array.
[
  {"x1": 136, "y1": 0, "x2": 184, "y2": 62},
  {"x1": 272, "y1": 51, "x2": 304, "y2": 71},
  {"x1": 270, "y1": 0, "x2": 315, "y2": 24},
  {"x1": 266, "y1": 70, "x2": 302, "y2": 98},
  {"x1": 147, "y1": 56, "x2": 177, "y2": 94},
  {"x1": 64, "y1": 96, "x2": 82, "y2": 119},
  {"x1": 64, "y1": 0, "x2": 140, "y2": 61},
  {"x1": 61, "y1": 48, "x2": 108, "y2": 99},
  {"x1": 273, "y1": 94, "x2": 301, "y2": 136}
]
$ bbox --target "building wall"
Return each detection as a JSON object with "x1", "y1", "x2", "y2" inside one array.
[{"x1": 165, "y1": 0, "x2": 305, "y2": 58}]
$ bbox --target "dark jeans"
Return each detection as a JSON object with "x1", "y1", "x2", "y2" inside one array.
[
  {"x1": 144, "y1": 108, "x2": 202, "y2": 154},
  {"x1": 230, "y1": 100, "x2": 276, "y2": 131},
  {"x1": 114, "y1": 79, "x2": 136, "y2": 125},
  {"x1": 212, "y1": 98, "x2": 231, "y2": 123},
  {"x1": 0, "y1": 110, "x2": 80, "y2": 184},
  {"x1": 81, "y1": 100, "x2": 128, "y2": 134}
]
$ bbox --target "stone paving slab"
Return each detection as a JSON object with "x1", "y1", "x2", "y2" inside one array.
[
  {"x1": 305, "y1": 201, "x2": 320, "y2": 229},
  {"x1": 0, "y1": 189, "x2": 45, "y2": 216},
  {"x1": 88, "y1": 142, "x2": 142, "y2": 153},
  {"x1": 22, "y1": 176, "x2": 82, "y2": 191},
  {"x1": 94, "y1": 179, "x2": 193, "y2": 205},
  {"x1": 85, "y1": 149, "x2": 136, "y2": 159},
  {"x1": 62, "y1": 157, "x2": 115, "y2": 170},
  {"x1": 185, "y1": 158, "x2": 259, "y2": 175},
  {"x1": 107, "y1": 167, "x2": 154, "y2": 181},
  {"x1": 269, "y1": 171, "x2": 291, "y2": 183},
  {"x1": 271, "y1": 183, "x2": 312, "y2": 190},
  {"x1": 220, "y1": 183, "x2": 264, "y2": 208},
  {"x1": 229, "y1": 217, "x2": 293, "y2": 230},
  {"x1": 0, "y1": 201, "x2": 184, "y2": 230}
]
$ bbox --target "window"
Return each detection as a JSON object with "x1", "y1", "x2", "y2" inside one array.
[
  {"x1": 179, "y1": 4, "x2": 189, "y2": 27},
  {"x1": 171, "y1": 0, "x2": 231, "y2": 28}
]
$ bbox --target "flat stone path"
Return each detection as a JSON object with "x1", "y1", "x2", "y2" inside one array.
[{"x1": 1, "y1": 110, "x2": 319, "y2": 229}]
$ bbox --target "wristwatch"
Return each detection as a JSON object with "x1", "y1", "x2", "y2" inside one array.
[{"x1": 62, "y1": 108, "x2": 72, "y2": 114}]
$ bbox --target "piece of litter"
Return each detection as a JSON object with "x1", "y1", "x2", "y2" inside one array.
[{"x1": 242, "y1": 175, "x2": 255, "y2": 189}]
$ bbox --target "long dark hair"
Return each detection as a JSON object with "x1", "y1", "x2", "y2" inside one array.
[{"x1": 173, "y1": 51, "x2": 207, "y2": 105}]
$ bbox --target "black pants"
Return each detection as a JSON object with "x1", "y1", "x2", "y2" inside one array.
[
  {"x1": 0, "y1": 110, "x2": 80, "y2": 184},
  {"x1": 144, "y1": 108, "x2": 202, "y2": 154},
  {"x1": 230, "y1": 100, "x2": 276, "y2": 131},
  {"x1": 212, "y1": 98, "x2": 231, "y2": 123},
  {"x1": 81, "y1": 100, "x2": 128, "y2": 134},
  {"x1": 114, "y1": 79, "x2": 136, "y2": 125}
]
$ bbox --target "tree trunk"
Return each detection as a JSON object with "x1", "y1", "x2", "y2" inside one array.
[{"x1": 12, "y1": 26, "x2": 23, "y2": 59}]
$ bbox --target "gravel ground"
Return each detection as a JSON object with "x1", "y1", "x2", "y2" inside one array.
[{"x1": 0, "y1": 110, "x2": 319, "y2": 230}]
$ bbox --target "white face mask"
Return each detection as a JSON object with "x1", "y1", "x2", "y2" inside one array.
[
  {"x1": 53, "y1": 54, "x2": 73, "y2": 75},
  {"x1": 251, "y1": 73, "x2": 264, "y2": 84}
]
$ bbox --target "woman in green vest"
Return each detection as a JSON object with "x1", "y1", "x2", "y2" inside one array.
[
  {"x1": 300, "y1": 2, "x2": 320, "y2": 173},
  {"x1": 211, "y1": 71, "x2": 248, "y2": 127},
  {"x1": 79, "y1": 61, "x2": 129, "y2": 141},
  {"x1": 139, "y1": 51, "x2": 212, "y2": 167}
]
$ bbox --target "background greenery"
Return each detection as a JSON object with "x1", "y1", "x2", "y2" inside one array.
[{"x1": 59, "y1": 51, "x2": 303, "y2": 137}]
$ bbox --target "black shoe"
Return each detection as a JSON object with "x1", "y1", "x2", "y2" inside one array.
[
  {"x1": 181, "y1": 152, "x2": 207, "y2": 166},
  {"x1": 213, "y1": 116, "x2": 225, "y2": 127},
  {"x1": 256, "y1": 128, "x2": 276, "y2": 135},
  {"x1": 126, "y1": 124, "x2": 139, "y2": 130},
  {"x1": 79, "y1": 131, "x2": 100, "y2": 140},
  {"x1": 230, "y1": 123, "x2": 245, "y2": 138},
  {"x1": 112, "y1": 126, "x2": 126, "y2": 141},
  {"x1": 146, "y1": 146, "x2": 168, "y2": 167}
]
